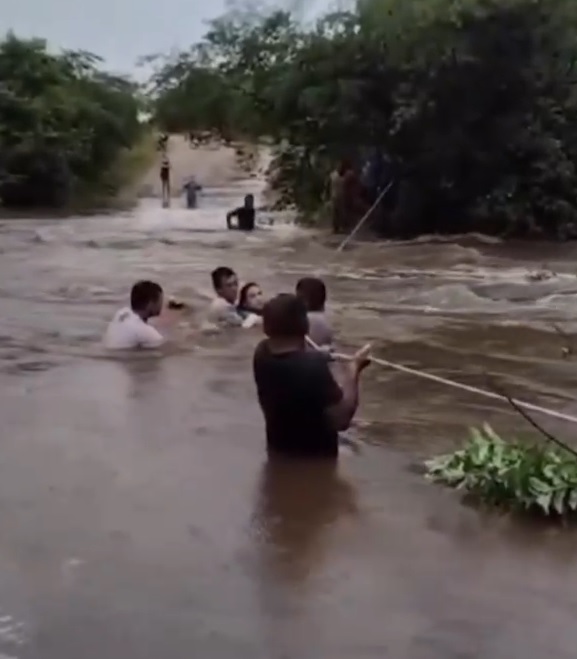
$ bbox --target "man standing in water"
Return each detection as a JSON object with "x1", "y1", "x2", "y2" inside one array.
[
  {"x1": 183, "y1": 176, "x2": 202, "y2": 209},
  {"x1": 296, "y1": 277, "x2": 333, "y2": 348},
  {"x1": 160, "y1": 156, "x2": 171, "y2": 208},
  {"x1": 226, "y1": 194, "x2": 255, "y2": 231},
  {"x1": 329, "y1": 159, "x2": 361, "y2": 234},
  {"x1": 253, "y1": 293, "x2": 371, "y2": 459},
  {"x1": 103, "y1": 281, "x2": 165, "y2": 350}
]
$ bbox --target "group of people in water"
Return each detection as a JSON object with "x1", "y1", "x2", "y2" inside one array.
[{"x1": 102, "y1": 271, "x2": 371, "y2": 458}]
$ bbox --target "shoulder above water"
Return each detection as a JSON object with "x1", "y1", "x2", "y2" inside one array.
[{"x1": 103, "y1": 307, "x2": 164, "y2": 350}]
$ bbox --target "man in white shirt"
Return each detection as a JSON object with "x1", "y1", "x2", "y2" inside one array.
[
  {"x1": 104, "y1": 280, "x2": 165, "y2": 350},
  {"x1": 207, "y1": 266, "x2": 244, "y2": 328}
]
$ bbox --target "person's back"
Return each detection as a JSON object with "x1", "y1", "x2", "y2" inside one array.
[
  {"x1": 227, "y1": 194, "x2": 255, "y2": 231},
  {"x1": 307, "y1": 310, "x2": 333, "y2": 348},
  {"x1": 236, "y1": 206, "x2": 255, "y2": 231},
  {"x1": 253, "y1": 293, "x2": 371, "y2": 459},
  {"x1": 183, "y1": 177, "x2": 201, "y2": 209},
  {"x1": 254, "y1": 340, "x2": 341, "y2": 457},
  {"x1": 295, "y1": 277, "x2": 333, "y2": 348},
  {"x1": 104, "y1": 281, "x2": 164, "y2": 350}
]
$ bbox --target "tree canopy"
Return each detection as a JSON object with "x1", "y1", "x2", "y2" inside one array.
[
  {"x1": 149, "y1": 0, "x2": 577, "y2": 239},
  {"x1": 0, "y1": 33, "x2": 147, "y2": 209}
]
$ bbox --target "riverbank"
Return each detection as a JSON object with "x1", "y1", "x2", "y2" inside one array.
[{"x1": 0, "y1": 131, "x2": 158, "y2": 218}]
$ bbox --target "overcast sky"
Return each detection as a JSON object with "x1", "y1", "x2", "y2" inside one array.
[
  {"x1": 4, "y1": 0, "x2": 233, "y2": 75},
  {"x1": 4, "y1": 0, "x2": 327, "y2": 77}
]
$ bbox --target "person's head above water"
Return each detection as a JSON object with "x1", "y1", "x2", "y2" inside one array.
[
  {"x1": 211, "y1": 266, "x2": 239, "y2": 304},
  {"x1": 244, "y1": 194, "x2": 254, "y2": 209},
  {"x1": 296, "y1": 277, "x2": 327, "y2": 312},
  {"x1": 263, "y1": 294, "x2": 309, "y2": 345},
  {"x1": 238, "y1": 282, "x2": 265, "y2": 313},
  {"x1": 130, "y1": 280, "x2": 163, "y2": 320}
]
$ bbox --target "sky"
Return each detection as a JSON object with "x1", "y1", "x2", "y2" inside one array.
[
  {"x1": 4, "y1": 0, "x2": 232, "y2": 76},
  {"x1": 3, "y1": 0, "x2": 326, "y2": 78}
]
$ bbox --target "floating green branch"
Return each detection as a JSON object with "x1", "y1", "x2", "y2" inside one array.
[{"x1": 425, "y1": 424, "x2": 577, "y2": 516}]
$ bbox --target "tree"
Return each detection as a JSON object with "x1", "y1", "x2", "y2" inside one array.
[
  {"x1": 149, "y1": 0, "x2": 577, "y2": 239},
  {"x1": 0, "y1": 33, "x2": 145, "y2": 209}
]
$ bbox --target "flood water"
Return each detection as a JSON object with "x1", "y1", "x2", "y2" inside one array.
[{"x1": 2, "y1": 162, "x2": 577, "y2": 658}]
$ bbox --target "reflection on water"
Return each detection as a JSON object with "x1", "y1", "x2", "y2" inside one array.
[
  {"x1": 253, "y1": 459, "x2": 358, "y2": 584},
  {"x1": 3, "y1": 153, "x2": 577, "y2": 656}
]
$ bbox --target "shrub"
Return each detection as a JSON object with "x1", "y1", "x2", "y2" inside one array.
[
  {"x1": 0, "y1": 33, "x2": 146, "y2": 209},
  {"x1": 425, "y1": 424, "x2": 577, "y2": 516}
]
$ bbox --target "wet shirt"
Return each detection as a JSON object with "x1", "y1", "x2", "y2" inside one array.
[
  {"x1": 103, "y1": 308, "x2": 164, "y2": 350},
  {"x1": 237, "y1": 307, "x2": 262, "y2": 328},
  {"x1": 253, "y1": 340, "x2": 343, "y2": 458},
  {"x1": 184, "y1": 181, "x2": 200, "y2": 207},
  {"x1": 307, "y1": 311, "x2": 334, "y2": 348},
  {"x1": 207, "y1": 297, "x2": 243, "y2": 327},
  {"x1": 230, "y1": 207, "x2": 255, "y2": 231}
]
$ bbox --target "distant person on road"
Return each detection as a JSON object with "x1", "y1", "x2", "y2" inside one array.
[
  {"x1": 227, "y1": 194, "x2": 255, "y2": 231},
  {"x1": 103, "y1": 281, "x2": 165, "y2": 350},
  {"x1": 296, "y1": 277, "x2": 334, "y2": 349},
  {"x1": 183, "y1": 176, "x2": 202, "y2": 209},
  {"x1": 160, "y1": 156, "x2": 171, "y2": 207},
  {"x1": 253, "y1": 293, "x2": 371, "y2": 459}
]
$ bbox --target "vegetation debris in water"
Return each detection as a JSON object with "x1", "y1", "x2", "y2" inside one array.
[{"x1": 425, "y1": 424, "x2": 577, "y2": 517}]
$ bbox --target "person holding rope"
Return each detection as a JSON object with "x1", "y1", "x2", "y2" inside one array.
[{"x1": 253, "y1": 293, "x2": 371, "y2": 459}]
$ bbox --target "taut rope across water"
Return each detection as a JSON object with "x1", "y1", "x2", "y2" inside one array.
[
  {"x1": 336, "y1": 180, "x2": 395, "y2": 252},
  {"x1": 305, "y1": 337, "x2": 577, "y2": 427}
]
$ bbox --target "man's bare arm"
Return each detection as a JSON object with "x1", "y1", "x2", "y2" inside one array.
[{"x1": 326, "y1": 345, "x2": 371, "y2": 431}]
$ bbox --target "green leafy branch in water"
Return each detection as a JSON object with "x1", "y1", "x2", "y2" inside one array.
[{"x1": 425, "y1": 424, "x2": 577, "y2": 516}]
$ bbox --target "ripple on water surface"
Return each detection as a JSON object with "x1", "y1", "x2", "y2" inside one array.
[{"x1": 1, "y1": 165, "x2": 577, "y2": 656}]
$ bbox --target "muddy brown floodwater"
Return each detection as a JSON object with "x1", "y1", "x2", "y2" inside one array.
[{"x1": 3, "y1": 165, "x2": 577, "y2": 659}]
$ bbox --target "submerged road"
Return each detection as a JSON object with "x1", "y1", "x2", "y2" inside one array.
[{"x1": 1, "y1": 148, "x2": 577, "y2": 657}]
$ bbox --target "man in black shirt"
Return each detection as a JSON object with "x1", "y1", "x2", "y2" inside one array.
[
  {"x1": 253, "y1": 293, "x2": 371, "y2": 459},
  {"x1": 160, "y1": 156, "x2": 171, "y2": 208},
  {"x1": 227, "y1": 194, "x2": 255, "y2": 231}
]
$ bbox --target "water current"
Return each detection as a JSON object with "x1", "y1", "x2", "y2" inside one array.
[{"x1": 1, "y1": 148, "x2": 577, "y2": 658}]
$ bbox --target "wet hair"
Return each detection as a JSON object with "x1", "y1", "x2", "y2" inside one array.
[
  {"x1": 263, "y1": 293, "x2": 308, "y2": 339},
  {"x1": 296, "y1": 277, "x2": 327, "y2": 312},
  {"x1": 130, "y1": 280, "x2": 163, "y2": 311},
  {"x1": 238, "y1": 282, "x2": 259, "y2": 311},
  {"x1": 244, "y1": 194, "x2": 254, "y2": 206},
  {"x1": 211, "y1": 266, "x2": 237, "y2": 291}
]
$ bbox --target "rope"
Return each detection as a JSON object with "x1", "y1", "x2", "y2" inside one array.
[
  {"x1": 336, "y1": 179, "x2": 395, "y2": 252},
  {"x1": 305, "y1": 337, "x2": 577, "y2": 426}
]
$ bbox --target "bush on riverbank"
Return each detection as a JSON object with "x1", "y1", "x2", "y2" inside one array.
[
  {"x1": 425, "y1": 424, "x2": 577, "y2": 517},
  {"x1": 148, "y1": 0, "x2": 577, "y2": 239},
  {"x1": 0, "y1": 34, "x2": 151, "y2": 210}
]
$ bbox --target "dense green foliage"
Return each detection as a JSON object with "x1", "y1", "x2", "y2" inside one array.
[
  {"x1": 0, "y1": 34, "x2": 148, "y2": 209},
  {"x1": 426, "y1": 424, "x2": 577, "y2": 516},
  {"x1": 149, "y1": 0, "x2": 577, "y2": 238}
]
